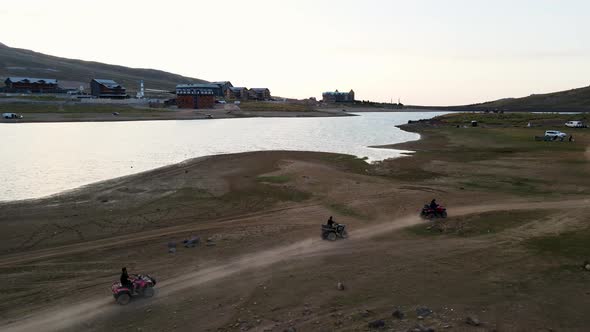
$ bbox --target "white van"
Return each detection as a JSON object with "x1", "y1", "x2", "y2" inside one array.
[{"x1": 565, "y1": 121, "x2": 585, "y2": 128}]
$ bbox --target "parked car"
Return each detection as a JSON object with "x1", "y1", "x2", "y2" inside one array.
[
  {"x1": 2, "y1": 113, "x2": 23, "y2": 119},
  {"x1": 234, "y1": 101, "x2": 241, "y2": 105},
  {"x1": 216, "y1": 100, "x2": 227, "y2": 104},
  {"x1": 545, "y1": 130, "x2": 567, "y2": 138},
  {"x1": 565, "y1": 121, "x2": 586, "y2": 128}
]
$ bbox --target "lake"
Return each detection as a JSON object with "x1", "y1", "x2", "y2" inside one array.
[{"x1": 0, "y1": 112, "x2": 446, "y2": 201}]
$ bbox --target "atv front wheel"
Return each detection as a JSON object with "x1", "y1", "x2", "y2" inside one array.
[
  {"x1": 441, "y1": 211, "x2": 447, "y2": 218},
  {"x1": 340, "y1": 230, "x2": 349, "y2": 239},
  {"x1": 116, "y1": 293, "x2": 131, "y2": 305}
]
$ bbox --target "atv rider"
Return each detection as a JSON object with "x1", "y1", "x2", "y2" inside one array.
[
  {"x1": 120, "y1": 267, "x2": 135, "y2": 293},
  {"x1": 327, "y1": 216, "x2": 335, "y2": 228},
  {"x1": 430, "y1": 199, "x2": 438, "y2": 210}
]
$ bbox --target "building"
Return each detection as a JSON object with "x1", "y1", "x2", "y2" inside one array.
[
  {"x1": 322, "y1": 89, "x2": 355, "y2": 103},
  {"x1": 90, "y1": 79, "x2": 127, "y2": 99},
  {"x1": 211, "y1": 81, "x2": 233, "y2": 95},
  {"x1": 176, "y1": 85, "x2": 216, "y2": 109},
  {"x1": 3, "y1": 77, "x2": 60, "y2": 93},
  {"x1": 248, "y1": 88, "x2": 271, "y2": 101},
  {"x1": 178, "y1": 83, "x2": 223, "y2": 97},
  {"x1": 225, "y1": 87, "x2": 249, "y2": 100}
]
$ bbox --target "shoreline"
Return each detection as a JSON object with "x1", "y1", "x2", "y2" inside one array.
[{"x1": 0, "y1": 106, "x2": 447, "y2": 124}]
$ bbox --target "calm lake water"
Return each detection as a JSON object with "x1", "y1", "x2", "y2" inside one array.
[{"x1": 0, "y1": 112, "x2": 446, "y2": 201}]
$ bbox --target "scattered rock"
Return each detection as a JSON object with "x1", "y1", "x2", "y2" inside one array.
[
  {"x1": 145, "y1": 308, "x2": 152, "y2": 313},
  {"x1": 337, "y1": 282, "x2": 345, "y2": 291},
  {"x1": 416, "y1": 307, "x2": 433, "y2": 317},
  {"x1": 359, "y1": 309, "x2": 373, "y2": 317},
  {"x1": 283, "y1": 327, "x2": 296, "y2": 332},
  {"x1": 392, "y1": 308, "x2": 405, "y2": 319},
  {"x1": 183, "y1": 236, "x2": 200, "y2": 248},
  {"x1": 417, "y1": 316, "x2": 424, "y2": 320},
  {"x1": 410, "y1": 324, "x2": 434, "y2": 332},
  {"x1": 368, "y1": 320, "x2": 386, "y2": 329},
  {"x1": 584, "y1": 264, "x2": 590, "y2": 271},
  {"x1": 168, "y1": 241, "x2": 177, "y2": 253},
  {"x1": 465, "y1": 316, "x2": 480, "y2": 326}
]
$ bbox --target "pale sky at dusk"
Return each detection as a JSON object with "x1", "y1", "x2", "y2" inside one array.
[{"x1": 2, "y1": 0, "x2": 589, "y2": 105}]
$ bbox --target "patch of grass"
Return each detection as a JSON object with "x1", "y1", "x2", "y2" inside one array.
[
  {"x1": 321, "y1": 154, "x2": 369, "y2": 174},
  {"x1": 328, "y1": 203, "x2": 365, "y2": 219},
  {"x1": 0, "y1": 102, "x2": 146, "y2": 114},
  {"x1": 256, "y1": 175, "x2": 291, "y2": 184},
  {"x1": 525, "y1": 228, "x2": 590, "y2": 259},
  {"x1": 407, "y1": 210, "x2": 546, "y2": 237},
  {"x1": 439, "y1": 112, "x2": 590, "y2": 126},
  {"x1": 239, "y1": 101, "x2": 315, "y2": 112}
]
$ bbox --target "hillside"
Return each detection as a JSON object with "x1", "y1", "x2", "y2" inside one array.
[
  {"x1": 465, "y1": 85, "x2": 590, "y2": 111},
  {"x1": 0, "y1": 42, "x2": 207, "y2": 93}
]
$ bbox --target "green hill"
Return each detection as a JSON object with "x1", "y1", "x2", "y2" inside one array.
[
  {"x1": 464, "y1": 85, "x2": 590, "y2": 111},
  {"x1": 0, "y1": 42, "x2": 207, "y2": 93}
]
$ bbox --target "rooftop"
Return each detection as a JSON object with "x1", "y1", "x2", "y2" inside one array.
[
  {"x1": 93, "y1": 79, "x2": 124, "y2": 89},
  {"x1": 6, "y1": 77, "x2": 58, "y2": 84}
]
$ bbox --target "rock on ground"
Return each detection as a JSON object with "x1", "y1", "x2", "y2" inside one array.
[
  {"x1": 465, "y1": 315, "x2": 481, "y2": 326},
  {"x1": 368, "y1": 319, "x2": 386, "y2": 329}
]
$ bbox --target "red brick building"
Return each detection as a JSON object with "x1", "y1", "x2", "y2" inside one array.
[{"x1": 176, "y1": 85, "x2": 215, "y2": 109}]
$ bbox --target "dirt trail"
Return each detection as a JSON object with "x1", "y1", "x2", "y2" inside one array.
[{"x1": 2, "y1": 198, "x2": 588, "y2": 332}]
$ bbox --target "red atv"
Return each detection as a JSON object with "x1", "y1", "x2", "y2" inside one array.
[
  {"x1": 111, "y1": 274, "x2": 157, "y2": 305},
  {"x1": 420, "y1": 204, "x2": 447, "y2": 219}
]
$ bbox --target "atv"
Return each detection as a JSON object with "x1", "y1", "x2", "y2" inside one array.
[
  {"x1": 421, "y1": 204, "x2": 447, "y2": 219},
  {"x1": 321, "y1": 223, "x2": 348, "y2": 241},
  {"x1": 111, "y1": 274, "x2": 157, "y2": 305}
]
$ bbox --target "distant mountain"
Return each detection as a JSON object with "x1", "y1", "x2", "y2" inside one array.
[
  {"x1": 0, "y1": 43, "x2": 207, "y2": 93},
  {"x1": 463, "y1": 85, "x2": 590, "y2": 111}
]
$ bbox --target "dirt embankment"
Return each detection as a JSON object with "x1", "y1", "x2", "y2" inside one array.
[{"x1": 2, "y1": 113, "x2": 590, "y2": 332}]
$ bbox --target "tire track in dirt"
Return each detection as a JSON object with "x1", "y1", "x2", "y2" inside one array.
[{"x1": 2, "y1": 198, "x2": 589, "y2": 332}]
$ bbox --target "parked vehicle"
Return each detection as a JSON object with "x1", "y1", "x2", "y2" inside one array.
[
  {"x1": 565, "y1": 121, "x2": 586, "y2": 128},
  {"x1": 234, "y1": 101, "x2": 241, "y2": 105},
  {"x1": 544, "y1": 130, "x2": 567, "y2": 138},
  {"x1": 111, "y1": 274, "x2": 157, "y2": 305},
  {"x1": 2, "y1": 113, "x2": 23, "y2": 119}
]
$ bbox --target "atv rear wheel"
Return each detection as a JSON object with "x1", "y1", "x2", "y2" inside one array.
[
  {"x1": 143, "y1": 287, "x2": 155, "y2": 298},
  {"x1": 116, "y1": 293, "x2": 131, "y2": 305},
  {"x1": 327, "y1": 232, "x2": 337, "y2": 241}
]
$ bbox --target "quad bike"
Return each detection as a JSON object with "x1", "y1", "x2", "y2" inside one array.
[
  {"x1": 420, "y1": 204, "x2": 447, "y2": 219},
  {"x1": 321, "y1": 223, "x2": 348, "y2": 241},
  {"x1": 111, "y1": 274, "x2": 157, "y2": 305}
]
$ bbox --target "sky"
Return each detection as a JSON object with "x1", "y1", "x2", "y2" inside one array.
[{"x1": 1, "y1": 0, "x2": 590, "y2": 105}]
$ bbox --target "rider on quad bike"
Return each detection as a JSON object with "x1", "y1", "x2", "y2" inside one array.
[
  {"x1": 120, "y1": 267, "x2": 134, "y2": 293},
  {"x1": 421, "y1": 199, "x2": 447, "y2": 219}
]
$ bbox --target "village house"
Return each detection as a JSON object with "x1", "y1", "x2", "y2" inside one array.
[
  {"x1": 211, "y1": 81, "x2": 233, "y2": 95},
  {"x1": 225, "y1": 87, "x2": 249, "y2": 100},
  {"x1": 248, "y1": 88, "x2": 271, "y2": 101},
  {"x1": 176, "y1": 84, "x2": 216, "y2": 109},
  {"x1": 322, "y1": 89, "x2": 355, "y2": 103},
  {"x1": 3, "y1": 77, "x2": 61, "y2": 93},
  {"x1": 90, "y1": 79, "x2": 127, "y2": 99}
]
